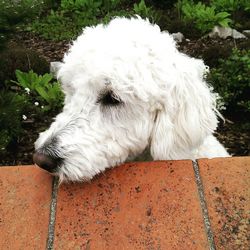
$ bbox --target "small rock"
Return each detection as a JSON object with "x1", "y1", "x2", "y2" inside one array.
[
  {"x1": 232, "y1": 29, "x2": 247, "y2": 39},
  {"x1": 208, "y1": 26, "x2": 247, "y2": 39},
  {"x1": 172, "y1": 32, "x2": 185, "y2": 43},
  {"x1": 242, "y1": 30, "x2": 250, "y2": 38}
]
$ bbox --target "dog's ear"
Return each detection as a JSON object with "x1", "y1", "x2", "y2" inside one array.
[
  {"x1": 50, "y1": 61, "x2": 74, "y2": 103},
  {"x1": 50, "y1": 62, "x2": 63, "y2": 78},
  {"x1": 150, "y1": 55, "x2": 218, "y2": 159}
]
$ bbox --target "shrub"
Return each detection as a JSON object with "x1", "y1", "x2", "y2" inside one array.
[
  {"x1": 133, "y1": 0, "x2": 160, "y2": 23},
  {"x1": 208, "y1": 49, "x2": 250, "y2": 114},
  {"x1": 0, "y1": 68, "x2": 64, "y2": 153},
  {"x1": 11, "y1": 70, "x2": 64, "y2": 112},
  {"x1": 102, "y1": 9, "x2": 133, "y2": 24},
  {"x1": 60, "y1": 0, "x2": 123, "y2": 14},
  {"x1": 176, "y1": 0, "x2": 232, "y2": 34},
  {"x1": 31, "y1": 0, "x2": 126, "y2": 41},
  {"x1": 242, "y1": 0, "x2": 250, "y2": 11},
  {"x1": 211, "y1": 0, "x2": 240, "y2": 13},
  {"x1": 0, "y1": 47, "x2": 49, "y2": 88},
  {"x1": 0, "y1": 90, "x2": 27, "y2": 151},
  {"x1": 147, "y1": 0, "x2": 177, "y2": 9},
  {"x1": 32, "y1": 8, "x2": 101, "y2": 40},
  {"x1": 0, "y1": 0, "x2": 44, "y2": 23},
  {"x1": 0, "y1": 0, "x2": 45, "y2": 49},
  {"x1": 211, "y1": 0, "x2": 250, "y2": 13},
  {"x1": 60, "y1": 0, "x2": 102, "y2": 13},
  {"x1": 31, "y1": 0, "x2": 163, "y2": 41},
  {"x1": 31, "y1": 10, "x2": 82, "y2": 41}
]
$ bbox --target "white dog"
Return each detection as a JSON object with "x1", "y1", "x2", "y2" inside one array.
[{"x1": 33, "y1": 17, "x2": 229, "y2": 182}]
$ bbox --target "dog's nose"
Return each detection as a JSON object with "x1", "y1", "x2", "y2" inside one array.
[{"x1": 33, "y1": 152, "x2": 58, "y2": 173}]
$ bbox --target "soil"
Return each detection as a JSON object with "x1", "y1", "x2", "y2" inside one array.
[{"x1": 0, "y1": 31, "x2": 249, "y2": 166}]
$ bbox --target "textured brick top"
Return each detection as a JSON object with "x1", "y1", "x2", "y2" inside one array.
[{"x1": 0, "y1": 157, "x2": 249, "y2": 250}]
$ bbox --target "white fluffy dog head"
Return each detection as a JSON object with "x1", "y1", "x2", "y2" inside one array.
[{"x1": 34, "y1": 17, "x2": 219, "y2": 182}]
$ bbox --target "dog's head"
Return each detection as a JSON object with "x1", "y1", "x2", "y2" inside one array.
[{"x1": 34, "y1": 17, "x2": 218, "y2": 182}]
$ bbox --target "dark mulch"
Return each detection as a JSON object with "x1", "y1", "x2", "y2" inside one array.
[
  {"x1": 0, "y1": 115, "x2": 54, "y2": 166},
  {"x1": 9, "y1": 31, "x2": 70, "y2": 62},
  {"x1": 0, "y1": 31, "x2": 249, "y2": 166}
]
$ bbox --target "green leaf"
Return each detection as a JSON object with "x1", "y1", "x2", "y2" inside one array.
[
  {"x1": 35, "y1": 86, "x2": 50, "y2": 103},
  {"x1": 38, "y1": 73, "x2": 53, "y2": 86},
  {"x1": 15, "y1": 69, "x2": 29, "y2": 88}
]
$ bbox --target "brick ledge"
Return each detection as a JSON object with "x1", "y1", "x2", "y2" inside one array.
[{"x1": 0, "y1": 157, "x2": 249, "y2": 249}]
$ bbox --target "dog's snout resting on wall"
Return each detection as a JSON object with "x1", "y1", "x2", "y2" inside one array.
[{"x1": 33, "y1": 17, "x2": 229, "y2": 182}]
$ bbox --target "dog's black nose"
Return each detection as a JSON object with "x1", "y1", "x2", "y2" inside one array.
[{"x1": 33, "y1": 152, "x2": 58, "y2": 173}]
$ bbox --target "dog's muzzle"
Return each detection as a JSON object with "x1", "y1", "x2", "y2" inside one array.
[{"x1": 33, "y1": 151, "x2": 60, "y2": 173}]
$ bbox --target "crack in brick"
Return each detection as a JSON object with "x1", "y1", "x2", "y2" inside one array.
[
  {"x1": 192, "y1": 160, "x2": 216, "y2": 250},
  {"x1": 47, "y1": 177, "x2": 59, "y2": 250}
]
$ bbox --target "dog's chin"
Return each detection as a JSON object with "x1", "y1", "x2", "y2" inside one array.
[
  {"x1": 57, "y1": 170, "x2": 73, "y2": 184},
  {"x1": 55, "y1": 165, "x2": 94, "y2": 183},
  {"x1": 57, "y1": 174, "x2": 92, "y2": 184},
  {"x1": 56, "y1": 153, "x2": 152, "y2": 183}
]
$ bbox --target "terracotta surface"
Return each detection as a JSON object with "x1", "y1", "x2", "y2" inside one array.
[
  {"x1": 54, "y1": 161, "x2": 208, "y2": 249},
  {"x1": 198, "y1": 157, "x2": 250, "y2": 250},
  {"x1": 0, "y1": 166, "x2": 53, "y2": 250}
]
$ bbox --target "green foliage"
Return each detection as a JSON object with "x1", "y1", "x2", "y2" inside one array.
[
  {"x1": 31, "y1": 0, "x2": 128, "y2": 41},
  {"x1": 0, "y1": 47, "x2": 49, "y2": 88},
  {"x1": 133, "y1": 0, "x2": 160, "y2": 22},
  {"x1": 0, "y1": 69, "x2": 64, "y2": 152},
  {"x1": 31, "y1": 0, "x2": 163, "y2": 41},
  {"x1": 60, "y1": 0, "x2": 122, "y2": 13},
  {"x1": 242, "y1": 0, "x2": 250, "y2": 11},
  {"x1": 12, "y1": 70, "x2": 64, "y2": 112},
  {"x1": 102, "y1": 9, "x2": 133, "y2": 24},
  {"x1": 208, "y1": 49, "x2": 250, "y2": 113},
  {"x1": 211, "y1": 0, "x2": 250, "y2": 13},
  {"x1": 0, "y1": 0, "x2": 45, "y2": 49},
  {"x1": 31, "y1": 10, "x2": 83, "y2": 41},
  {"x1": 102, "y1": 0, "x2": 123, "y2": 12},
  {"x1": 177, "y1": 0, "x2": 232, "y2": 34},
  {"x1": 60, "y1": 0, "x2": 102, "y2": 13},
  {"x1": 211, "y1": 0, "x2": 239, "y2": 12},
  {"x1": 0, "y1": 0, "x2": 44, "y2": 23},
  {"x1": 31, "y1": 0, "x2": 108, "y2": 41},
  {"x1": 0, "y1": 90, "x2": 27, "y2": 150},
  {"x1": 147, "y1": 0, "x2": 177, "y2": 9}
]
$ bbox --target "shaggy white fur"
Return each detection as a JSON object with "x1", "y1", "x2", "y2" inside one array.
[{"x1": 35, "y1": 17, "x2": 229, "y2": 182}]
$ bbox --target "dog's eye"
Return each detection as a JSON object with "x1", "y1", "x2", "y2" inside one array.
[{"x1": 97, "y1": 91, "x2": 122, "y2": 106}]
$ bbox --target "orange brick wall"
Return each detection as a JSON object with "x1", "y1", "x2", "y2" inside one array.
[{"x1": 0, "y1": 157, "x2": 249, "y2": 249}]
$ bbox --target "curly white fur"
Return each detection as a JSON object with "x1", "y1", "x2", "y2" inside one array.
[{"x1": 35, "y1": 17, "x2": 229, "y2": 182}]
